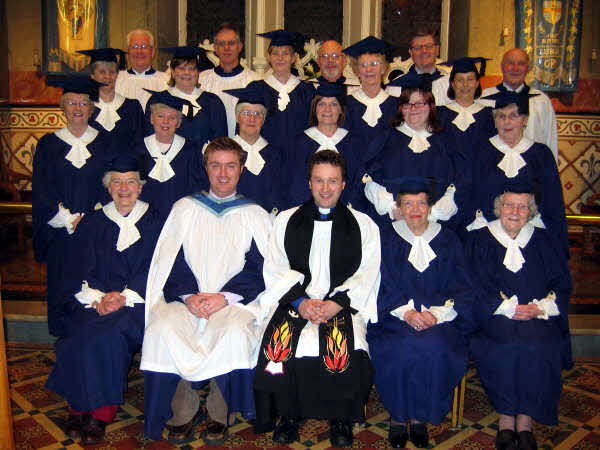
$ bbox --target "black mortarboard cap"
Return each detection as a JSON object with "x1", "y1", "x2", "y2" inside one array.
[
  {"x1": 342, "y1": 36, "x2": 394, "y2": 61},
  {"x1": 481, "y1": 89, "x2": 539, "y2": 115},
  {"x1": 77, "y1": 48, "x2": 127, "y2": 70},
  {"x1": 144, "y1": 89, "x2": 194, "y2": 118},
  {"x1": 223, "y1": 84, "x2": 267, "y2": 106},
  {"x1": 439, "y1": 56, "x2": 490, "y2": 78},
  {"x1": 257, "y1": 30, "x2": 306, "y2": 54},
  {"x1": 46, "y1": 75, "x2": 104, "y2": 102}
]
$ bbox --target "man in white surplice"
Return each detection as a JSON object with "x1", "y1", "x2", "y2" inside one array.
[
  {"x1": 141, "y1": 137, "x2": 272, "y2": 443},
  {"x1": 252, "y1": 150, "x2": 380, "y2": 447},
  {"x1": 198, "y1": 22, "x2": 260, "y2": 137}
]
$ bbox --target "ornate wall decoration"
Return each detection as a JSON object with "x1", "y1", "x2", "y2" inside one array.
[
  {"x1": 186, "y1": 0, "x2": 245, "y2": 47},
  {"x1": 284, "y1": 0, "x2": 343, "y2": 43},
  {"x1": 517, "y1": 0, "x2": 583, "y2": 92}
]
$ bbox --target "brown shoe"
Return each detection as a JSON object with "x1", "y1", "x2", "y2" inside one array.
[
  {"x1": 80, "y1": 417, "x2": 108, "y2": 446},
  {"x1": 168, "y1": 405, "x2": 206, "y2": 444},
  {"x1": 203, "y1": 420, "x2": 228, "y2": 446}
]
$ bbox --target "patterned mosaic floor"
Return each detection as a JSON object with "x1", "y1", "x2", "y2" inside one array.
[{"x1": 7, "y1": 345, "x2": 600, "y2": 449}]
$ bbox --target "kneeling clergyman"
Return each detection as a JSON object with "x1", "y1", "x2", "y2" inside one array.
[
  {"x1": 253, "y1": 150, "x2": 381, "y2": 447},
  {"x1": 140, "y1": 137, "x2": 272, "y2": 444}
]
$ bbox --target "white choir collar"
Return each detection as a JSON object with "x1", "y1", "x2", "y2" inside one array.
[
  {"x1": 487, "y1": 219, "x2": 534, "y2": 273},
  {"x1": 103, "y1": 200, "x2": 149, "y2": 251},
  {"x1": 264, "y1": 74, "x2": 301, "y2": 111},
  {"x1": 232, "y1": 134, "x2": 268, "y2": 175},
  {"x1": 208, "y1": 190, "x2": 237, "y2": 201},
  {"x1": 95, "y1": 93, "x2": 125, "y2": 131},
  {"x1": 145, "y1": 134, "x2": 186, "y2": 182},
  {"x1": 351, "y1": 88, "x2": 389, "y2": 127},
  {"x1": 55, "y1": 126, "x2": 99, "y2": 169},
  {"x1": 393, "y1": 220, "x2": 441, "y2": 272},
  {"x1": 168, "y1": 86, "x2": 203, "y2": 116},
  {"x1": 397, "y1": 122, "x2": 432, "y2": 153},
  {"x1": 490, "y1": 134, "x2": 534, "y2": 178},
  {"x1": 502, "y1": 82, "x2": 525, "y2": 93},
  {"x1": 304, "y1": 127, "x2": 348, "y2": 152},
  {"x1": 444, "y1": 100, "x2": 485, "y2": 132}
]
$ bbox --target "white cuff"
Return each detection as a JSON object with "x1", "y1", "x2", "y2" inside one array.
[
  {"x1": 422, "y1": 299, "x2": 457, "y2": 324},
  {"x1": 429, "y1": 185, "x2": 458, "y2": 221},
  {"x1": 221, "y1": 292, "x2": 244, "y2": 305},
  {"x1": 466, "y1": 210, "x2": 488, "y2": 231},
  {"x1": 364, "y1": 180, "x2": 395, "y2": 216},
  {"x1": 74, "y1": 281, "x2": 105, "y2": 308},
  {"x1": 530, "y1": 292, "x2": 559, "y2": 320},
  {"x1": 47, "y1": 203, "x2": 81, "y2": 234},
  {"x1": 121, "y1": 288, "x2": 145, "y2": 307},
  {"x1": 493, "y1": 294, "x2": 518, "y2": 318},
  {"x1": 390, "y1": 299, "x2": 415, "y2": 321}
]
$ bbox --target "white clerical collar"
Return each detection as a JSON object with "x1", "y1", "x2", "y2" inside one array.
[
  {"x1": 489, "y1": 135, "x2": 534, "y2": 178},
  {"x1": 304, "y1": 127, "x2": 349, "y2": 152},
  {"x1": 488, "y1": 219, "x2": 534, "y2": 273},
  {"x1": 393, "y1": 220, "x2": 441, "y2": 272},
  {"x1": 232, "y1": 134, "x2": 267, "y2": 175},
  {"x1": 444, "y1": 100, "x2": 485, "y2": 132},
  {"x1": 351, "y1": 88, "x2": 389, "y2": 127},
  {"x1": 414, "y1": 66, "x2": 436, "y2": 75},
  {"x1": 397, "y1": 122, "x2": 432, "y2": 153},
  {"x1": 130, "y1": 68, "x2": 153, "y2": 76},
  {"x1": 502, "y1": 82, "x2": 525, "y2": 93},
  {"x1": 145, "y1": 134, "x2": 186, "y2": 182},
  {"x1": 264, "y1": 74, "x2": 300, "y2": 111},
  {"x1": 55, "y1": 126, "x2": 99, "y2": 169},
  {"x1": 102, "y1": 200, "x2": 149, "y2": 251},
  {"x1": 94, "y1": 93, "x2": 126, "y2": 131},
  {"x1": 208, "y1": 190, "x2": 237, "y2": 201}
]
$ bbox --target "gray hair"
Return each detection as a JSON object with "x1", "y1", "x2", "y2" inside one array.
[
  {"x1": 102, "y1": 171, "x2": 146, "y2": 189},
  {"x1": 349, "y1": 54, "x2": 388, "y2": 79},
  {"x1": 149, "y1": 103, "x2": 183, "y2": 121},
  {"x1": 491, "y1": 103, "x2": 529, "y2": 117},
  {"x1": 126, "y1": 29, "x2": 155, "y2": 47},
  {"x1": 493, "y1": 192, "x2": 538, "y2": 221},
  {"x1": 235, "y1": 102, "x2": 266, "y2": 118}
]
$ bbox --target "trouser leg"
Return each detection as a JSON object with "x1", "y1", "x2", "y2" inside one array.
[
  {"x1": 166, "y1": 380, "x2": 200, "y2": 426},
  {"x1": 207, "y1": 379, "x2": 229, "y2": 425}
]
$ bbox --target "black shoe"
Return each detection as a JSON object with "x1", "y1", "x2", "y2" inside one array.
[
  {"x1": 517, "y1": 431, "x2": 537, "y2": 450},
  {"x1": 203, "y1": 420, "x2": 228, "y2": 446},
  {"x1": 80, "y1": 417, "x2": 108, "y2": 446},
  {"x1": 168, "y1": 405, "x2": 206, "y2": 444},
  {"x1": 389, "y1": 423, "x2": 408, "y2": 448},
  {"x1": 329, "y1": 419, "x2": 353, "y2": 447},
  {"x1": 63, "y1": 413, "x2": 89, "y2": 439},
  {"x1": 410, "y1": 422, "x2": 429, "y2": 448},
  {"x1": 272, "y1": 416, "x2": 299, "y2": 444},
  {"x1": 496, "y1": 429, "x2": 519, "y2": 450}
]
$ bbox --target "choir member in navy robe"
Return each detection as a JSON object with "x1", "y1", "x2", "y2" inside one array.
[
  {"x1": 78, "y1": 48, "x2": 145, "y2": 152},
  {"x1": 141, "y1": 138, "x2": 272, "y2": 444},
  {"x1": 468, "y1": 89, "x2": 569, "y2": 257},
  {"x1": 45, "y1": 155, "x2": 162, "y2": 445},
  {"x1": 436, "y1": 57, "x2": 495, "y2": 237},
  {"x1": 253, "y1": 151, "x2": 380, "y2": 447},
  {"x1": 33, "y1": 76, "x2": 113, "y2": 337},
  {"x1": 366, "y1": 177, "x2": 473, "y2": 448},
  {"x1": 115, "y1": 29, "x2": 170, "y2": 110},
  {"x1": 342, "y1": 36, "x2": 398, "y2": 144},
  {"x1": 198, "y1": 23, "x2": 261, "y2": 137},
  {"x1": 133, "y1": 91, "x2": 204, "y2": 219},
  {"x1": 286, "y1": 82, "x2": 365, "y2": 209},
  {"x1": 466, "y1": 184, "x2": 572, "y2": 450},
  {"x1": 223, "y1": 85, "x2": 283, "y2": 212},
  {"x1": 362, "y1": 84, "x2": 463, "y2": 231},
  {"x1": 307, "y1": 40, "x2": 360, "y2": 94},
  {"x1": 144, "y1": 46, "x2": 227, "y2": 146},
  {"x1": 245, "y1": 30, "x2": 315, "y2": 160}
]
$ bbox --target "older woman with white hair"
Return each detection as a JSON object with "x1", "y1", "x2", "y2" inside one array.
[
  {"x1": 45, "y1": 154, "x2": 163, "y2": 445},
  {"x1": 468, "y1": 89, "x2": 568, "y2": 257},
  {"x1": 33, "y1": 76, "x2": 114, "y2": 337},
  {"x1": 134, "y1": 91, "x2": 204, "y2": 218},
  {"x1": 467, "y1": 180, "x2": 572, "y2": 450}
]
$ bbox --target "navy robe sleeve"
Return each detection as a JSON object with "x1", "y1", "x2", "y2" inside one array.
[
  {"x1": 163, "y1": 247, "x2": 199, "y2": 302},
  {"x1": 220, "y1": 239, "x2": 266, "y2": 304}
]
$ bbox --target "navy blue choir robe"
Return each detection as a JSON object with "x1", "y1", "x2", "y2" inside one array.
[
  {"x1": 343, "y1": 89, "x2": 397, "y2": 146},
  {"x1": 285, "y1": 127, "x2": 365, "y2": 210},
  {"x1": 367, "y1": 222, "x2": 473, "y2": 424},
  {"x1": 45, "y1": 203, "x2": 163, "y2": 412},
  {"x1": 245, "y1": 77, "x2": 315, "y2": 161},
  {"x1": 90, "y1": 95, "x2": 145, "y2": 153},
  {"x1": 470, "y1": 137, "x2": 568, "y2": 257},
  {"x1": 133, "y1": 134, "x2": 204, "y2": 219},
  {"x1": 466, "y1": 225, "x2": 572, "y2": 425},
  {"x1": 32, "y1": 127, "x2": 114, "y2": 336},
  {"x1": 145, "y1": 88, "x2": 228, "y2": 145},
  {"x1": 437, "y1": 102, "x2": 496, "y2": 237}
]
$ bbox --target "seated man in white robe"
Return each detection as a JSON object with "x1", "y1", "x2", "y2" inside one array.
[
  {"x1": 198, "y1": 22, "x2": 260, "y2": 137},
  {"x1": 253, "y1": 150, "x2": 381, "y2": 447},
  {"x1": 141, "y1": 137, "x2": 272, "y2": 444},
  {"x1": 115, "y1": 29, "x2": 169, "y2": 110}
]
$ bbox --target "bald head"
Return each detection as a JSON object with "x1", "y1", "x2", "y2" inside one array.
[
  {"x1": 501, "y1": 48, "x2": 530, "y2": 90},
  {"x1": 318, "y1": 40, "x2": 346, "y2": 82}
]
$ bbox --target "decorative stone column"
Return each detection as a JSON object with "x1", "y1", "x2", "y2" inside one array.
[
  {"x1": 343, "y1": 0, "x2": 382, "y2": 46},
  {"x1": 246, "y1": 0, "x2": 284, "y2": 74}
]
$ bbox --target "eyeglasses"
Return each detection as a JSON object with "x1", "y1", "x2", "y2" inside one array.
[
  {"x1": 130, "y1": 44, "x2": 152, "y2": 50},
  {"x1": 65, "y1": 101, "x2": 90, "y2": 107},
  {"x1": 320, "y1": 52, "x2": 342, "y2": 60},
  {"x1": 411, "y1": 43, "x2": 437, "y2": 51},
  {"x1": 495, "y1": 112, "x2": 521, "y2": 121},
  {"x1": 239, "y1": 110, "x2": 263, "y2": 118},
  {"x1": 401, "y1": 101, "x2": 427, "y2": 110},
  {"x1": 215, "y1": 40, "x2": 240, "y2": 47},
  {"x1": 502, "y1": 202, "x2": 529, "y2": 212},
  {"x1": 358, "y1": 60, "x2": 382, "y2": 68}
]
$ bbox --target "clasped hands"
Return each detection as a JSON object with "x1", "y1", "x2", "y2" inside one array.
[
  {"x1": 298, "y1": 298, "x2": 343, "y2": 324},
  {"x1": 93, "y1": 291, "x2": 126, "y2": 316},
  {"x1": 404, "y1": 310, "x2": 437, "y2": 331},
  {"x1": 512, "y1": 304, "x2": 543, "y2": 321},
  {"x1": 185, "y1": 293, "x2": 227, "y2": 319}
]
